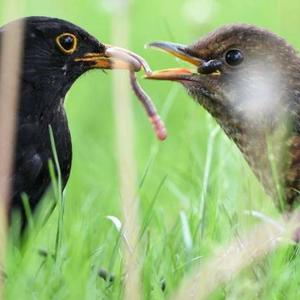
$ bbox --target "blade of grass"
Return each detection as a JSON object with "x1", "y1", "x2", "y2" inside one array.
[
  {"x1": 48, "y1": 125, "x2": 64, "y2": 262},
  {"x1": 20, "y1": 193, "x2": 34, "y2": 231},
  {"x1": 139, "y1": 175, "x2": 168, "y2": 240},
  {"x1": 0, "y1": 6, "x2": 24, "y2": 299},
  {"x1": 111, "y1": 1, "x2": 141, "y2": 299},
  {"x1": 194, "y1": 126, "x2": 219, "y2": 240}
]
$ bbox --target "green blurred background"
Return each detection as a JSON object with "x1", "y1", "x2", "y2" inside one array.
[{"x1": 2, "y1": 0, "x2": 300, "y2": 299}]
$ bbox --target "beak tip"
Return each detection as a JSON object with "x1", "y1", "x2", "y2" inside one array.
[
  {"x1": 143, "y1": 74, "x2": 151, "y2": 79},
  {"x1": 148, "y1": 41, "x2": 163, "y2": 48}
]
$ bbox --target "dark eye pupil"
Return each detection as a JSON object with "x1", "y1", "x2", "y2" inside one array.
[
  {"x1": 60, "y1": 36, "x2": 74, "y2": 50},
  {"x1": 225, "y1": 49, "x2": 244, "y2": 66}
]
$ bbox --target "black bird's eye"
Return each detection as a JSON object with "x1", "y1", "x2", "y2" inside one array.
[
  {"x1": 225, "y1": 49, "x2": 244, "y2": 66},
  {"x1": 56, "y1": 33, "x2": 78, "y2": 54}
]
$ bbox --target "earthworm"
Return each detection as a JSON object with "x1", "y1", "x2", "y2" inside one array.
[
  {"x1": 130, "y1": 71, "x2": 167, "y2": 141},
  {"x1": 105, "y1": 46, "x2": 167, "y2": 141}
]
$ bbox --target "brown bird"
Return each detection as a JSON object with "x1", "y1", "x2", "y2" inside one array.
[{"x1": 146, "y1": 24, "x2": 300, "y2": 211}]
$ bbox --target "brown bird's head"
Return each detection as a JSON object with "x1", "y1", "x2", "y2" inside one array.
[
  {"x1": 146, "y1": 24, "x2": 300, "y2": 208},
  {"x1": 147, "y1": 24, "x2": 300, "y2": 132}
]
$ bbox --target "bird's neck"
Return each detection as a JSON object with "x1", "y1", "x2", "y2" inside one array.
[
  {"x1": 194, "y1": 90, "x2": 295, "y2": 207},
  {"x1": 19, "y1": 74, "x2": 73, "y2": 119}
]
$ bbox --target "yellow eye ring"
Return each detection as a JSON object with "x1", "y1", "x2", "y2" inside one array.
[{"x1": 56, "y1": 33, "x2": 78, "y2": 54}]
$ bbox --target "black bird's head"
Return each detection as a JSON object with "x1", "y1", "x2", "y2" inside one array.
[
  {"x1": 1, "y1": 17, "x2": 141, "y2": 112},
  {"x1": 146, "y1": 24, "x2": 300, "y2": 131}
]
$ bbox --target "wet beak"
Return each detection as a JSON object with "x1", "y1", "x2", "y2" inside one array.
[
  {"x1": 145, "y1": 41, "x2": 201, "y2": 80},
  {"x1": 75, "y1": 44, "x2": 151, "y2": 73}
]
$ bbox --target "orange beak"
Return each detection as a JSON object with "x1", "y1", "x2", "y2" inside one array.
[{"x1": 75, "y1": 45, "x2": 150, "y2": 72}]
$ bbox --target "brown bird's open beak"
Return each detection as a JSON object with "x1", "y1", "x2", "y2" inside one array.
[
  {"x1": 145, "y1": 41, "x2": 201, "y2": 80},
  {"x1": 75, "y1": 44, "x2": 151, "y2": 73}
]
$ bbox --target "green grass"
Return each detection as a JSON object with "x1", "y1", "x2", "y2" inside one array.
[{"x1": 2, "y1": 0, "x2": 300, "y2": 299}]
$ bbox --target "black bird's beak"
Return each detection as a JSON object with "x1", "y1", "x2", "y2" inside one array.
[
  {"x1": 75, "y1": 44, "x2": 150, "y2": 73},
  {"x1": 145, "y1": 41, "x2": 201, "y2": 80}
]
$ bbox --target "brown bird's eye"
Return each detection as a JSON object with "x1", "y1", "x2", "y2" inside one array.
[
  {"x1": 56, "y1": 33, "x2": 77, "y2": 54},
  {"x1": 225, "y1": 49, "x2": 244, "y2": 66}
]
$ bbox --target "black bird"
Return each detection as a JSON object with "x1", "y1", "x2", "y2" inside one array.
[
  {"x1": 1, "y1": 16, "x2": 142, "y2": 224},
  {"x1": 147, "y1": 24, "x2": 300, "y2": 210}
]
